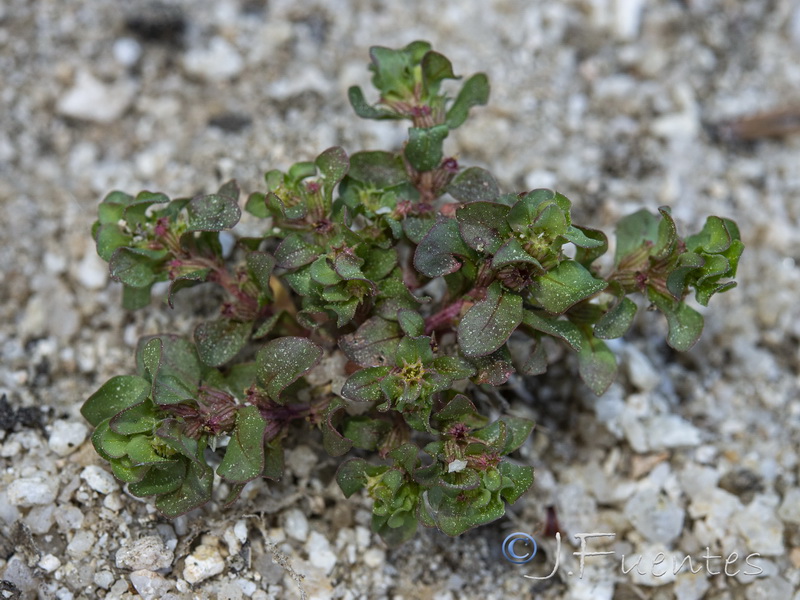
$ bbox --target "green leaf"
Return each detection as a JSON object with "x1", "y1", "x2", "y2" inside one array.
[
  {"x1": 573, "y1": 226, "x2": 609, "y2": 267},
  {"x1": 256, "y1": 337, "x2": 323, "y2": 401},
  {"x1": 522, "y1": 310, "x2": 583, "y2": 351},
  {"x1": 136, "y1": 335, "x2": 202, "y2": 405},
  {"x1": 129, "y1": 461, "x2": 186, "y2": 497},
  {"x1": 246, "y1": 251, "x2": 276, "y2": 299},
  {"x1": 421, "y1": 50, "x2": 456, "y2": 95},
  {"x1": 458, "y1": 283, "x2": 522, "y2": 358},
  {"x1": 97, "y1": 190, "x2": 134, "y2": 224},
  {"x1": 414, "y1": 218, "x2": 476, "y2": 277},
  {"x1": 82, "y1": 375, "x2": 151, "y2": 426},
  {"x1": 245, "y1": 192, "x2": 268, "y2": 218},
  {"x1": 194, "y1": 318, "x2": 251, "y2": 367},
  {"x1": 447, "y1": 167, "x2": 500, "y2": 203},
  {"x1": 320, "y1": 397, "x2": 353, "y2": 456},
  {"x1": 456, "y1": 201, "x2": 511, "y2": 254},
  {"x1": 614, "y1": 209, "x2": 659, "y2": 267},
  {"x1": 397, "y1": 309, "x2": 425, "y2": 337},
  {"x1": 315, "y1": 146, "x2": 349, "y2": 186},
  {"x1": 122, "y1": 284, "x2": 152, "y2": 310},
  {"x1": 217, "y1": 406, "x2": 267, "y2": 483},
  {"x1": 109, "y1": 247, "x2": 167, "y2": 288},
  {"x1": 649, "y1": 292, "x2": 704, "y2": 351},
  {"x1": 499, "y1": 418, "x2": 535, "y2": 454},
  {"x1": 94, "y1": 224, "x2": 132, "y2": 261},
  {"x1": 155, "y1": 454, "x2": 213, "y2": 517},
  {"x1": 167, "y1": 269, "x2": 211, "y2": 308},
  {"x1": 274, "y1": 234, "x2": 320, "y2": 269},
  {"x1": 405, "y1": 125, "x2": 449, "y2": 172},
  {"x1": 91, "y1": 420, "x2": 130, "y2": 460},
  {"x1": 125, "y1": 434, "x2": 175, "y2": 465},
  {"x1": 432, "y1": 356, "x2": 475, "y2": 380},
  {"x1": 346, "y1": 151, "x2": 408, "y2": 187},
  {"x1": 445, "y1": 73, "x2": 490, "y2": 129},
  {"x1": 339, "y1": 317, "x2": 402, "y2": 367},
  {"x1": 469, "y1": 347, "x2": 515, "y2": 385},
  {"x1": 498, "y1": 461, "x2": 534, "y2": 503},
  {"x1": 577, "y1": 334, "x2": 617, "y2": 395},
  {"x1": 109, "y1": 402, "x2": 158, "y2": 435},
  {"x1": 186, "y1": 194, "x2": 241, "y2": 232},
  {"x1": 491, "y1": 237, "x2": 543, "y2": 270},
  {"x1": 594, "y1": 297, "x2": 637, "y2": 339},
  {"x1": 336, "y1": 458, "x2": 385, "y2": 497},
  {"x1": 347, "y1": 86, "x2": 401, "y2": 120},
  {"x1": 530, "y1": 260, "x2": 607, "y2": 314},
  {"x1": 521, "y1": 338, "x2": 548, "y2": 376},
  {"x1": 340, "y1": 367, "x2": 391, "y2": 402},
  {"x1": 342, "y1": 416, "x2": 392, "y2": 450}
]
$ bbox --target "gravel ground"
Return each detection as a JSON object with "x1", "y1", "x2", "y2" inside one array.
[{"x1": 2, "y1": 1, "x2": 800, "y2": 598}]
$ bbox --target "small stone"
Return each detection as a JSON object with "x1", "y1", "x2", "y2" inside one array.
[
  {"x1": 623, "y1": 346, "x2": 660, "y2": 392},
  {"x1": 103, "y1": 493, "x2": 124, "y2": 511},
  {"x1": 778, "y1": 488, "x2": 800, "y2": 524},
  {"x1": 7, "y1": 476, "x2": 59, "y2": 506},
  {"x1": 745, "y1": 576, "x2": 794, "y2": 600},
  {"x1": 733, "y1": 494, "x2": 785, "y2": 556},
  {"x1": 183, "y1": 37, "x2": 243, "y2": 82},
  {"x1": 75, "y1": 249, "x2": 108, "y2": 290},
  {"x1": 113, "y1": 37, "x2": 143, "y2": 67},
  {"x1": 94, "y1": 570, "x2": 115, "y2": 590},
  {"x1": 54, "y1": 505, "x2": 84, "y2": 531},
  {"x1": 625, "y1": 488, "x2": 684, "y2": 544},
  {"x1": 57, "y1": 70, "x2": 136, "y2": 123},
  {"x1": 24, "y1": 504, "x2": 56, "y2": 534},
  {"x1": 283, "y1": 507, "x2": 309, "y2": 542},
  {"x1": 183, "y1": 543, "x2": 225, "y2": 584},
  {"x1": 48, "y1": 420, "x2": 88, "y2": 457},
  {"x1": 673, "y1": 569, "x2": 710, "y2": 600},
  {"x1": 216, "y1": 581, "x2": 244, "y2": 600},
  {"x1": 66, "y1": 530, "x2": 96, "y2": 559},
  {"x1": 1, "y1": 556, "x2": 37, "y2": 595},
  {"x1": 38, "y1": 554, "x2": 62, "y2": 573},
  {"x1": 116, "y1": 535, "x2": 174, "y2": 571},
  {"x1": 306, "y1": 531, "x2": 337, "y2": 575},
  {"x1": 129, "y1": 569, "x2": 175, "y2": 600},
  {"x1": 643, "y1": 415, "x2": 702, "y2": 451},
  {"x1": 363, "y1": 548, "x2": 385, "y2": 569},
  {"x1": 613, "y1": 0, "x2": 646, "y2": 40},
  {"x1": 81, "y1": 465, "x2": 119, "y2": 494},
  {"x1": 286, "y1": 445, "x2": 318, "y2": 479}
]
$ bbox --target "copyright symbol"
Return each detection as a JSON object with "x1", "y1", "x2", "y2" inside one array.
[{"x1": 502, "y1": 532, "x2": 537, "y2": 564}]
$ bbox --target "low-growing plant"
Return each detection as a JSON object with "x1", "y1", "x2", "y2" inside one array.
[{"x1": 82, "y1": 42, "x2": 743, "y2": 545}]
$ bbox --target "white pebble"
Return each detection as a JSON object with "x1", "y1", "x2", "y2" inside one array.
[
  {"x1": 113, "y1": 37, "x2": 142, "y2": 67},
  {"x1": 286, "y1": 445, "x2": 318, "y2": 479},
  {"x1": 81, "y1": 465, "x2": 119, "y2": 494},
  {"x1": 57, "y1": 70, "x2": 136, "y2": 124},
  {"x1": 183, "y1": 37, "x2": 243, "y2": 82},
  {"x1": 94, "y1": 570, "x2": 115, "y2": 590},
  {"x1": 48, "y1": 420, "x2": 88, "y2": 456},
  {"x1": 66, "y1": 530, "x2": 96, "y2": 559},
  {"x1": 306, "y1": 531, "x2": 337, "y2": 575},
  {"x1": 777, "y1": 488, "x2": 800, "y2": 524},
  {"x1": 625, "y1": 488, "x2": 684, "y2": 544},
  {"x1": 733, "y1": 494, "x2": 785, "y2": 556},
  {"x1": 116, "y1": 535, "x2": 175, "y2": 571},
  {"x1": 284, "y1": 508, "x2": 309, "y2": 542},
  {"x1": 7, "y1": 476, "x2": 59, "y2": 507},
  {"x1": 38, "y1": 554, "x2": 62, "y2": 573},
  {"x1": 363, "y1": 548, "x2": 385, "y2": 568},
  {"x1": 130, "y1": 569, "x2": 175, "y2": 600},
  {"x1": 182, "y1": 544, "x2": 225, "y2": 584}
]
